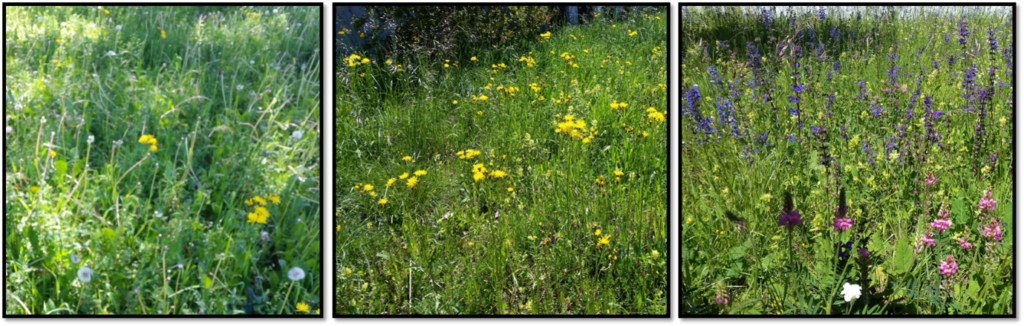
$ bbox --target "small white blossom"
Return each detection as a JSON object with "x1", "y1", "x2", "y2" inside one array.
[
  {"x1": 106, "y1": 50, "x2": 116, "y2": 56},
  {"x1": 154, "y1": 211, "x2": 163, "y2": 218},
  {"x1": 291, "y1": 131, "x2": 303, "y2": 139},
  {"x1": 236, "y1": 84, "x2": 244, "y2": 91},
  {"x1": 115, "y1": 25, "x2": 122, "y2": 31},
  {"x1": 249, "y1": 60, "x2": 255, "y2": 65},
  {"x1": 273, "y1": 9, "x2": 278, "y2": 14},
  {"x1": 77, "y1": 267, "x2": 93, "y2": 283},
  {"x1": 287, "y1": 267, "x2": 305, "y2": 281},
  {"x1": 841, "y1": 283, "x2": 861, "y2": 302},
  {"x1": 261, "y1": 231, "x2": 270, "y2": 242},
  {"x1": 87, "y1": 135, "x2": 94, "y2": 143},
  {"x1": 70, "y1": 254, "x2": 80, "y2": 264}
]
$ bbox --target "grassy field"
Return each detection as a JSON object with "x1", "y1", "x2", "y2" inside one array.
[
  {"x1": 680, "y1": 6, "x2": 1013, "y2": 315},
  {"x1": 4, "y1": 5, "x2": 322, "y2": 315},
  {"x1": 336, "y1": 7, "x2": 668, "y2": 315}
]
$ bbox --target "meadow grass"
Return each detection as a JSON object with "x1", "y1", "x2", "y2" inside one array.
[
  {"x1": 336, "y1": 7, "x2": 668, "y2": 315},
  {"x1": 679, "y1": 6, "x2": 1013, "y2": 315},
  {"x1": 4, "y1": 5, "x2": 322, "y2": 315}
]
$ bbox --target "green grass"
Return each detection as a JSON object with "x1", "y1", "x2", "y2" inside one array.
[
  {"x1": 680, "y1": 6, "x2": 1013, "y2": 315},
  {"x1": 336, "y1": 7, "x2": 668, "y2": 315},
  {"x1": 4, "y1": 5, "x2": 322, "y2": 315}
]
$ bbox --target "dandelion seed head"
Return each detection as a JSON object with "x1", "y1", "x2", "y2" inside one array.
[
  {"x1": 77, "y1": 266, "x2": 93, "y2": 283},
  {"x1": 287, "y1": 267, "x2": 305, "y2": 281}
]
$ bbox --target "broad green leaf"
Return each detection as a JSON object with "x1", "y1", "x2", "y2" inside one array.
[
  {"x1": 952, "y1": 198, "x2": 966, "y2": 224},
  {"x1": 202, "y1": 274, "x2": 213, "y2": 289},
  {"x1": 893, "y1": 239, "x2": 913, "y2": 274},
  {"x1": 54, "y1": 160, "x2": 68, "y2": 176},
  {"x1": 26, "y1": 226, "x2": 40, "y2": 254}
]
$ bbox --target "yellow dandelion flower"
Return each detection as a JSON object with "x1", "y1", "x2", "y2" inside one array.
[
  {"x1": 378, "y1": 198, "x2": 388, "y2": 205},
  {"x1": 595, "y1": 229, "x2": 602, "y2": 236},
  {"x1": 407, "y1": 176, "x2": 418, "y2": 188},
  {"x1": 296, "y1": 303, "x2": 310, "y2": 313},
  {"x1": 253, "y1": 196, "x2": 267, "y2": 206},
  {"x1": 597, "y1": 235, "x2": 611, "y2": 248},
  {"x1": 402, "y1": 156, "x2": 412, "y2": 162},
  {"x1": 399, "y1": 172, "x2": 409, "y2": 179},
  {"x1": 363, "y1": 184, "x2": 374, "y2": 192},
  {"x1": 267, "y1": 194, "x2": 280, "y2": 204},
  {"x1": 414, "y1": 170, "x2": 427, "y2": 176},
  {"x1": 386, "y1": 178, "x2": 396, "y2": 187}
]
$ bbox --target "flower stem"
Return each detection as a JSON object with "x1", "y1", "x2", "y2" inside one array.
[{"x1": 278, "y1": 282, "x2": 294, "y2": 314}]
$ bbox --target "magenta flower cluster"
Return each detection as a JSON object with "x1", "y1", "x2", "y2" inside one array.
[
  {"x1": 930, "y1": 219, "x2": 952, "y2": 232},
  {"x1": 924, "y1": 171, "x2": 936, "y2": 186},
  {"x1": 958, "y1": 231, "x2": 974, "y2": 249},
  {"x1": 982, "y1": 219, "x2": 1004, "y2": 241},
  {"x1": 938, "y1": 255, "x2": 958, "y2": 276},
  {"x1": 978, "y1": 189, "x2": 996, "y2": 211}
]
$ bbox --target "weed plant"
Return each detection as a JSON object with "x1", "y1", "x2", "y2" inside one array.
[
  {"x1": 337, "y1": 6, "x2": 668, "y2": 315},
  {"x1": 680, "y1": 6, "x2": 1013, "y2": 315},
  {"x1": 4, "y1": 5, "x2": 323, "y2": 315}
]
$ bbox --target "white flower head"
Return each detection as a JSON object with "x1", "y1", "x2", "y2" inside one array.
[
  {"x1": 249, "y1": 60, "x2": 255, "y2": 65},
  {"x1": 261, "y1": 231, "x2": 270, "y2": 242},
  {"x1": 77, "y1": 266, "x2": 93, "y2": 283},
  {"x1": 273, "y1": 9, "x2": 278, "y2": 14},
  {"x1": 70, "y1": 254, "x2": 80, "y2": 264},
  {"x1": 60, "y1": 22, "x2": 67, "y2": 27},
  {"x1": 5, "y1": 126, "x2": 11, "y2": 134},
  {"x1": 291, "y1": 131, "x2": 303, "y2": 139},
  {"x1": 154, "y1": 211, "x2": 163, "y2": 218},
  {"x1": 841, "y1": 282, "x2": 861, "y2": 302},
  {"x1": 115, "y1": 25, "x2": 122, "y2": 31},
  {"x1": 287, "y1": 267, "x2": 305, "y2": 281},
  {"x1": 106, "y1": 50, "x2": 116, "y2": 56},
  {"x1": 87, "y1": 135, "x2": 95, "y2": 143},
  {"x1": 236, "y1": 84, "x2": 244, "y2": 91}
]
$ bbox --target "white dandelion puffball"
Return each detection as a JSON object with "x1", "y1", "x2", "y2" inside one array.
[
  {"x1": 287, "y1": 267, "x2": 305, "y2": 281},
  {"x1": 236, "y1": 84, "x2": 244, "y2": 91},
  {"x1": 291, "y1": 131, "x2": 303, "y2": 139},
  {"x1": 261, "y1": 231, "x2": 270, "y2": 242},
  {"x1": 106, "y1": 51, "x2": 116, "y2": 56},
  {"x1": 249, "y1": 60, "x2": 255, "y2": 65},
  {"x1": 841, "y1": 283, "x2": 861, "y2": 302},
  {"x1": 70, "y1": 254, "x2": 80, "y2": 264},
  {"x1": 78, "y1": 266, "x2": 93, "y2": 283},
  {"x1": 115, "y1": 25, "x2": 122, "y2": 31},
  {"x1": 87, "y1": 135, "x2": 95, "y2": 143}
]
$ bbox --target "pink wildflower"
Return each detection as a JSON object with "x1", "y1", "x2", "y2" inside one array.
[
  {"x1": 938, "y1": 255, "x2": 958, "y2": 276},
  {"x1": 958, "y1": 231, "x2": 973, "y2": 249},
  {"x1": 921, "y1": 234, "x2": 935, "y2": 247},
  {"x1": 982, "y1": 217, "x2": 1004, "y2": 241},
  {"x1": 714, "y1": 293, "x2": 729, "y2": 305},
  {"x1": 924, "y1": 171, "x2": 936, "y2": 186},
  {"x1": 930, "y1": 219, "x2": 952, "y2": 232},
  {"x1": 833, "y1": 217, "x2": 853, "y2": 232},
  {"x1": 937, "y1": 204, "x2": 950, "y2": 219},
  {"x1": 901, "y1": 85, "x2": 907, "y2": 93},
  {"x1": 978, "y1": 189, "x2": 996, "y2": 211}
]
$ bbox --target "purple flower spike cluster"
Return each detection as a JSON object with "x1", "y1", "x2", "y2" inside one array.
[{"x1": 777, "y1": 191, "x2": 802, "y2": 229}]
